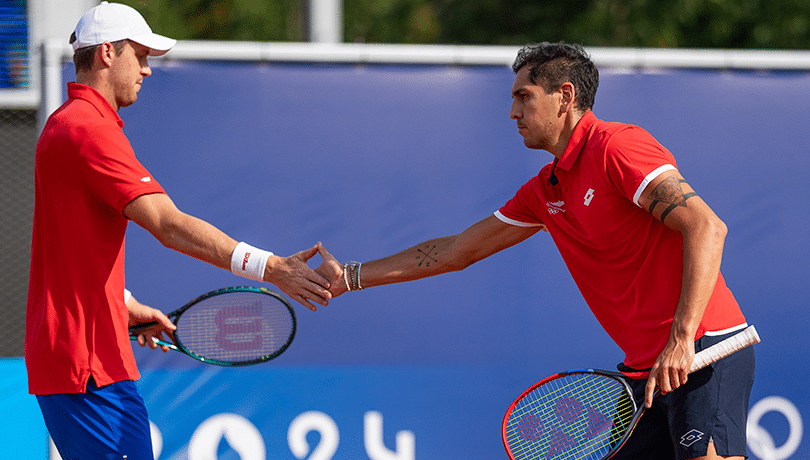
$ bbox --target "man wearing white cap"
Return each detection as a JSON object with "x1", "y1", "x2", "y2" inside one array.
[{"x1": 26, "y1": 3, "x2": 335, "y2": 459}]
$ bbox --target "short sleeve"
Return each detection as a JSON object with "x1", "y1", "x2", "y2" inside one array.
[
  {"x1": 602, "y1": 126, "x2": 677, "y2": 206},
  {"x1": 78, "y1": 122, "x2": 165, "y2": 213},
  {"x1": 495, "y1": 174, "x2": 548, "y2": 228}
]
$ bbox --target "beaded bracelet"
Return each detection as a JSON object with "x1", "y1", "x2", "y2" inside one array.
[{"x1": 343, "y1": 262, "x2": 364, "y2": 291}]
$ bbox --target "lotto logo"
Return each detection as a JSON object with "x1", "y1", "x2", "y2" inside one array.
[
  {"x1": 680, "y1": 429, "x2": 704, "y2": 447},
  {"x1": 584, "y1": 188, "x2": 595, "y2": 206}
]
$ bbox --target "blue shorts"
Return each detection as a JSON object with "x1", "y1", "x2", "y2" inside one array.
[
  {"x1": 612, "y1": 330, "x2": 756, "y2": 460},
  {"x1": 36, "y1": 378, "x2": 154, "y2": 460}
]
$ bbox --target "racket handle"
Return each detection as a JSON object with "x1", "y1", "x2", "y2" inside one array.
[
  {"x1": 129, "y1": 320, "x2": 160, "y2": 334},
  {"x1": 128, "y1": 334, "x2": 179, "y2": 351},
  {"x1": 690, "y1": 325, "x2": 760, "y2": 372}
]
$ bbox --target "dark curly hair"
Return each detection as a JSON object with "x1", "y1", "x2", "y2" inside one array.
[{"x1": 512, "y1": 42, "x2": 599, "y2": 111}]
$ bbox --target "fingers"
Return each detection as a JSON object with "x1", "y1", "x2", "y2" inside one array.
[
  {"x1": 157, "y1": 312, "x2": 177, "y2": 332},
  {"x1": 293, "y1": 295, "x2": 319, "y2": 312},
  {"x1": 137, "y1": 333, "x2": 160, "y2": 350},
  {"x1": 314, "y1": 242, "x2": 346, "y2": 297},
  {"x1": 645, "y1": 354, "x2": 691, "y2": 408},
  {"x1": 268, "y1": 243, "x2": 353, "y2": 310},
  {"x1": 316, "y1": 241, "x2": 337, "y2": 263},
  {"x1": 134, "y1": 309, "x2": 176, "y2": 351},
  {"x1": 296, "y1": 244, "x2": 320, "y2": 263},
  {"x1": 644, "y1": 375, "x2": 657, "y2": 408},
  {"x1": 296, "y1": 247, "x2": 333, "y2": 290}
]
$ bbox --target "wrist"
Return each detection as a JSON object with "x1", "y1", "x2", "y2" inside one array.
[
  {"x1": 230, "y1": 242, "x2": 274, "y2": 282},
  {"x1": 343, "y1": 262, "x2": 364, "y2": 292}
]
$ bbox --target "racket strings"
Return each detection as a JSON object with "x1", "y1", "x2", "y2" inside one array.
[
  {"x1": 505, "y1": 373, "x2": 635, "y2": 460},
  {"x1": 176, "y1": 291, "x2": 294, "y2": 364}
]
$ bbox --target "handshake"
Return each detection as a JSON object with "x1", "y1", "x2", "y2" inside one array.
[{"x1": 263, "y1": 241, "x2": 351, "y2": 311}]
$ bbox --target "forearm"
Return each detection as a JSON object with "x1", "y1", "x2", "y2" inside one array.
[
  {"x1": 672, "y1": 217, "x2": 728, "y2": 341},
  {"x1": 155, "y1": 212, "x2": 237, "y2": 271},
  {"x1": 356, "y1": 218, "x2": 536, "y2": 289},
  {"x1": 125, "y1": 193, "x2": 331, "y2": 309},
  {"x1": 360, "y1": 235, "x2": 468, "y2": 289}
]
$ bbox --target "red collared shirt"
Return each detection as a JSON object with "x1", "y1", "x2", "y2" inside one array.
[
  {"x1": 26, "y1": 83, "x2": 165, "y2": 394},
  {"x1": 496, "y1": 111, "x2": 746, "y2": 369}
]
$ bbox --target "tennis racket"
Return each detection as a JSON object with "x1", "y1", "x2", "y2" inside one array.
[
  {"x1": 502, "y1": 325, "x2": 760, "y2": 460},
  {"x1": 129, "y1": 286, "x2": 296, "y2": 367}
]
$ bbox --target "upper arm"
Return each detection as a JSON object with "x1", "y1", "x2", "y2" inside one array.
[
  {"x1": 123, "y1": 192, "x2": 182, "y2": 238},
  {"x1": 637, "y1": 169, "x2": 726, "y2": 235}
]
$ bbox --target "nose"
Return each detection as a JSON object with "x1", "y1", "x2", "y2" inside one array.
[
  {"x1": 510, "y1": 101, "x2": 520, "y2": 120},
  {"x1": 141, "y1": 59, "x2": 152, "y2": 77}
]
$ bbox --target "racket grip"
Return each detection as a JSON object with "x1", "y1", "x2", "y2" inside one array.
[
  {"x1": 128, "y1": 334, "x2": 179, "y2": 350},
  {"x1": 129, "y1": 320, "x2": 160, "y2": 334},
  {"x1": 690, "y1": 325, "x2": 760, "y2": 372}
]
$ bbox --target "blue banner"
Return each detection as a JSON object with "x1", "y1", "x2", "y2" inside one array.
[{"x1": 17, "y1": 59, "x2": 808, "y2": 459}]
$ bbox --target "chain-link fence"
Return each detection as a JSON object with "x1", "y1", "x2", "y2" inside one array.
[{"x1": 0, "y1": 108, "x2": 36, "y2": 357}]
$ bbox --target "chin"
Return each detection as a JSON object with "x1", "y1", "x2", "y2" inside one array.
[
  {"x1": 118, "y1": 97, "x2": 137, "y2": 108},
  {"x1": 523, "y1": 139, "x2": 543, "y2": 150}
]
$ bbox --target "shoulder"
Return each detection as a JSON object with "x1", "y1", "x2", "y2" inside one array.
[
  {"x1": 587, "y1": 120, "x2": 672, "y2": 166},
  {"x1": 589, "y1": 119, "x2": 654, "y2": 151}
]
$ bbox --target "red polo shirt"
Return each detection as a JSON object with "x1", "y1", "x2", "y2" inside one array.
[
  {"x1": 496, "y1": 111, "x2": 746, "y2": 369},
  {"x1": 26, "y1": 83, "x2": 165, "y2": 394}
]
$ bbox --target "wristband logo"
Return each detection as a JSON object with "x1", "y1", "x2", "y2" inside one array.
[{"x1": 242, "y1": 252, "x2": 251, "y2": 271}]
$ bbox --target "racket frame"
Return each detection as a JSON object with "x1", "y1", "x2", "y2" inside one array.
[
  {"x1": 129, "y1": 286, "x2": 297, "y2": 367},
  {"x1": 502, "y1": 368, "x2": 639, "y2": 460}
]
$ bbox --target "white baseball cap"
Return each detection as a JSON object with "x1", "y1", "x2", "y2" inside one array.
[{"x1": 72, "y1": 1, "x2": 176, "y2": 56}]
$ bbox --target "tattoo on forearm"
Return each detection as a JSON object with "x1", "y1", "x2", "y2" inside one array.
[
  {"x1": 647, "y1": 177, "x2": 697, "y2": 223},
  {"x1": 416, "y1": 244, "x2": 439, "y2": 267}
]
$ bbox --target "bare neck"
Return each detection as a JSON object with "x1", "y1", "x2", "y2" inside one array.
[{"x1": 75, "y1": 70, "x2": 119, "y2": 112}]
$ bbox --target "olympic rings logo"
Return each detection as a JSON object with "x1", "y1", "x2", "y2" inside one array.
[{"x1": 747, "y1": 396, "x2": 804, "y2": 460}]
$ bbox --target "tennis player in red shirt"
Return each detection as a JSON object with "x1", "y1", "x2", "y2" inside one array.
[
  {"x1": 26, "y1": 3, "x2": 334, "y2": 459},
  {"x1": 318, "y1": 42, "x2": 754, "y2": 460}
]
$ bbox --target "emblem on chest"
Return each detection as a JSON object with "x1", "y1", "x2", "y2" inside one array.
[{"x1": 546, "y1": 200, "x2": 566, "y2": 214}]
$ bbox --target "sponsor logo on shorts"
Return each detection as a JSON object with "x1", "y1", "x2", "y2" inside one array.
[{"x1": 680, "y1": 429, "x2": 704, "y2": 447}]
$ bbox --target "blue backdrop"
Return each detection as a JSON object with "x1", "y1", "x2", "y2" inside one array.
[{"x1": 3, "y1": 60, "x2": 807, "y2": 459}]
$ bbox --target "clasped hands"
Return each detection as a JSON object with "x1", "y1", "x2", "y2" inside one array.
[{"x1": 273, "y1": 242, "x2": 344, "y2": 311}]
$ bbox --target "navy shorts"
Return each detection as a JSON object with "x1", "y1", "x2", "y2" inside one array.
[
  {"x1": 36, "y1": 377, "x2": 154, "y2": 460},
  {"x1": 611, "y1": 329, "x2": 756, "y2": 460}
]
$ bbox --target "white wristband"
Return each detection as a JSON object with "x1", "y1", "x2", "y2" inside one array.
[{"x1": 230, "y1": 242, "x2": 273, "y2": 282}]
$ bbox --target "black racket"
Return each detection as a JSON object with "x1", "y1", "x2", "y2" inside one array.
[
  {"x1": 502, "y1": 325, "x2": 760, "y2": 460},
  {"x1": 129, "y1": 286, "x2": 296, "y2": 366}
]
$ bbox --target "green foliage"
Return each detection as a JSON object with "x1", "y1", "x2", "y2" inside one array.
[
  {"x1": 119, "y1": 0, "x2": 306, "y2": 41},
  {"x1": 119, "y1": 0, "x2": 810, "y2": 49}
]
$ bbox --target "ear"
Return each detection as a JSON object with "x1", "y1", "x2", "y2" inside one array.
[
  {"x1": 97, "y1": 42, "x2": 116, "y2": 68},
  {"x1": 559, "y1": 81, "x2": 576, "y2": 111}
]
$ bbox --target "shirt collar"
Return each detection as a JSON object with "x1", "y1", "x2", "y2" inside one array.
[
  {"x1": 557, "y1": 110, "x2": 597, "y2": 171},
  {"x1": 67, "y1": 82, "x2": 125, "y2": 128}
]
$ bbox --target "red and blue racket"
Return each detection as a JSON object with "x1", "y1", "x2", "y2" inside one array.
[
  {"x1": 129, "y1": 286, "x2": 296, "y2": 367},
  {"x1": 502, "y1": 325, "x2": 760, "y2": 460}
]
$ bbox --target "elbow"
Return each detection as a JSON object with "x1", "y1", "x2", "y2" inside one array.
[
  {"x1": 443, "y1": 249, "x2": 483, "y2": 273},
  {"x1": 709, "y1": 215, "x2": 728, "y2": 242},
  {"x1": 444, "y1": 259, "x2": 473, "y2": 273},
  {"x1": 152, "y1": 218, "x2": 186, "y2": 251}
]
